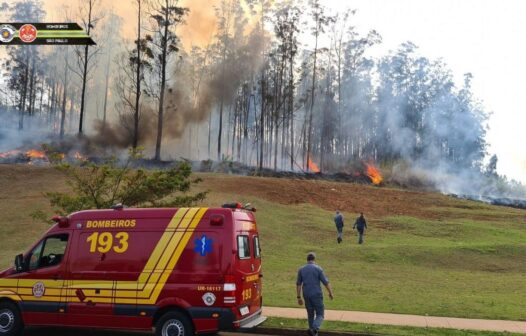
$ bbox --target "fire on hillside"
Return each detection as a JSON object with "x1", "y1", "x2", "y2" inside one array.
[
  {"x1": 198, "y1": 159, "x2": 384, "y2": 186},
  {"x1": 0, "y1": 148, "x2": 86, "y2": 165},
  {"x1": 0, "y1": 147, "x2": 385, "y2": 186}
]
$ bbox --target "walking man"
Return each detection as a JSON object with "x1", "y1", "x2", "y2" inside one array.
[
  {"x1": 353, "y1": 212, "x2": 367, "y2": 244},
  {"x1": 334, "y1": 210, "x2": 344, "y2": 244},
  {"x1": 296, "y1": 252, "x2": 334, "y2": 336}
]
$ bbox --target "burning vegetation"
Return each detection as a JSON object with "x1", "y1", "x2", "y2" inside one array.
[
  {"x1": 366, "y1": 163, "x2": 383, "y2": 185},
  {"x1": 0, "y1": 147, "x2": 86, "y2": 165}
]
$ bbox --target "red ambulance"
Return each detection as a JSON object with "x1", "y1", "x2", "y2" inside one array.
[{"x1": 0, "y1": 203, "x2": 265, "y2": 336}]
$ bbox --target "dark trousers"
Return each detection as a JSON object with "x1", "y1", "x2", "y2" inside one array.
[
  {"x1": 357, "y1": 228, "x2": 364, "y2": 244},
  {"x1": 304, "y1": 294, "x2": 324, "y2": 330}
]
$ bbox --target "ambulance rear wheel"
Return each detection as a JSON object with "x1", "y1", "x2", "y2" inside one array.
[
  {"x1": 156, "y1": 311, "x2": 194, "y2": 336},
  {"x1": 0, "y1": 301, "x2": 23, "y2": 336}
]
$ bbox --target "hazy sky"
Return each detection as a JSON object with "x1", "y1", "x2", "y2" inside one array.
[
  {"x1": 322, "y1": 0, "x2": 526, "y2": 183},
  {"x1": 8, "y1": 0, "x2": 526, "y2": 183}
]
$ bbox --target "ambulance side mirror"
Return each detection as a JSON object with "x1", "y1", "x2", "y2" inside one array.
[{"x1": 15, "y1": 254, "x2": 26, "y2": 272}]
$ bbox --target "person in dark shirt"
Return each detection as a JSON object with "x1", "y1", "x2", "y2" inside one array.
[
  {"x1": 353, "y1": 212, "x2": 367, "y2": 244},
  {"x1": 334, "y1": 210, "x2": 344, "y2": 244},
  {"x1": 296, "y1": 252, "x2": 334, "y2": 336}
]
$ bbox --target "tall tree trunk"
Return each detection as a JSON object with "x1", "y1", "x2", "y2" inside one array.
[
  {"x1": 259, "y1": 77, "x2": 265, "y2": 170},
  {"x1": 289, "y1": 54, "x2": 294, "y2": 171},
  {"x1": 68, "y1": 94, "x2": 75, "y2": 132},
  {"x1": 217, "y1": 98, "x2": 224, "y2": 161},
  {"x1": 28, "y1": 60, "x2": 36, "y2": 117},
  {"x1": 78, "y1": 0, "x2": 93, "y2": 135},
  {"x1": 38, "y1": 81, "x2": 44, "y2": 117},
  {"x1": 60, "y1": 55, "x2": 69, "y2": 139},
  {"x1": 306, "y1": 27, "x2": 319, "y2": 172},
  {"x1": 19, "y1": 56, "x2": 29, "y2": 130},
  {"x1": 154, "y1": 2, "x2": 169, "y2": 161},
  {"x1": 132, "y1": 0, "x2": 141, "y2": 148},
  {"x1": 47, "y1": 80, "x2": 54, "y2": 125},
  {"x1": 208, "y1": 108, "x2": 212, "y2": 158}
]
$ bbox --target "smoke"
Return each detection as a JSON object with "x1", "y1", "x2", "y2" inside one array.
[
  {"x1": 95, "y1": 3, "x2": 265, "y2": 153},
  {"x1": 0, "y1": 108, "x2": 53, "y2": 152},
  {"x1": 373, "y1": 45, "x2": 526, "y2": 198}
]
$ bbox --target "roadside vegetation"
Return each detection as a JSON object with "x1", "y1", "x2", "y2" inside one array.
[{"x1": 31, "y1": 150, "x2": 207, "y2": 220}]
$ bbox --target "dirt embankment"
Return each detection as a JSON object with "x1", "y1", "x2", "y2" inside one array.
[
  {"x1": 198, "y1": 174, "x2": 466, "y2": 219},
  {"x1": 0, "y1": 165, "x2": 509, "y2": 222}
]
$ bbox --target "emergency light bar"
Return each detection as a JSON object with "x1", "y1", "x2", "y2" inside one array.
[
  {"x1": 221, "y1": 203, "x2": 256, "y2": 212},
  {"x1": 52, "y1": 216, "x2": 69, "y2": 228}
]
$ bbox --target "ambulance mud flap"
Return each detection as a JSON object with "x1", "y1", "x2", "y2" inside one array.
[{"x1": 188, "y1": 307, "x2": 235, "y2": 330}]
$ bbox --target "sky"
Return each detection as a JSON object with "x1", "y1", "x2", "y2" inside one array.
[
  {"x1": 321, "y1": 0, "x2": 526, "y2": 183},
  {"x1": 3, "y1": 0, "x2": 525, "y2": 183}
]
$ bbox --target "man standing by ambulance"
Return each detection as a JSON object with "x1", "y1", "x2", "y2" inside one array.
[{"x1": 296, "y1": 252, "x2": 334, "y2": 336}]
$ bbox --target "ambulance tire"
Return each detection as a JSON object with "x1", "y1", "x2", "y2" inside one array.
[
  {"x1": 0, "y1": 301, "x2": 23, "y2": 336},
  {"x1": 156, "y1": 311, "x2": 194, "y2": 336}
]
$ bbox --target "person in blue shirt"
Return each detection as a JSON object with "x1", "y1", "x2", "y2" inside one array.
[
  {"x1": 296, "y1": 252, "x2": 334, "y2": 336},
  {"x1": 334, "y1": 210, "x2": 344, "y2": 244}
]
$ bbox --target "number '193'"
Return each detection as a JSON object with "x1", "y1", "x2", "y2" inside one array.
[{"x1": 86, "y1": 232, "x2": 129, "y2": 253}]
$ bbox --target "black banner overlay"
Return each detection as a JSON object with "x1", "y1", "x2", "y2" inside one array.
[{"x1": 0, "y1": 22, "x2": 96, "y2": 46}]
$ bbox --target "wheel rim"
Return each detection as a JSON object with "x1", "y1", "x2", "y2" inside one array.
[
  {"x1": 0, "y1": 309, "x2": 15, "y2": 333},
  {"x1": 162, "y1": 319, "x2": 185, "y2": 336}
]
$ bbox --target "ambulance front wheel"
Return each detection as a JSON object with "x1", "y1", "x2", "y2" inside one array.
[
  {"x1": 0, "y1": 301, "x2": 23, "y2": 336},
  {"x1": 156, "y1": 311, "x2": 194, "y2": 336}
]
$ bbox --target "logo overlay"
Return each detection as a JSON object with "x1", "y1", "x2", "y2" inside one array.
[
  {"x1": 0, "y1": 24, "x2": 15, "y2": 43},
  {"x1": 19, "y1": 24, "x2": 37, "y2": 43},
  {"x1": 0, "y1": 23, "x2": 95, "y2": 45},
  {"x1": 32, "y1": 282, "x2": 45, "y2": 298},
  {"x1": 194, "y1": 235, "x2": 213, "y2": 256},
  {"x1": 202, "y1": 292, "x2": 216, "y2": 306}
]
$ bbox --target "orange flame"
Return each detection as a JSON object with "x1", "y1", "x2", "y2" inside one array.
[
  {"x1": 25, "y1": 149, "x2": 46, "y2": 159},
  {"x1": 366, "y1": 163, "x2": 383, "y2": 185},
  {"x1": 307, "y1": 157, "x2": 320, "y2": 173}
]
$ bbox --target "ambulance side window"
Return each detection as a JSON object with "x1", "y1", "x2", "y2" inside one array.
[
  {"x1": 29, "y1": 234, "x2": 68, "y2": 270},
  {"x1": 254, "y1": 236, "x2": 261, "y2": 258},
  {"x1": 237, "y1": 235, "x2": 250, "y2": 259},
  {"x1": 28, "y1": 241, "x2": 44, "y2": 271}
]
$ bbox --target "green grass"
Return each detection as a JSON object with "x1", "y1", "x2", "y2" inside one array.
[
  {"x1": 202, "y1": 191, "x2": 526, "y2": 321},
  {"x1": 1, "y1": 166, "x2": 525, "y2": 323},
  {"x1": 263, "y1": 317, "x2": 521, "y2": 336}
]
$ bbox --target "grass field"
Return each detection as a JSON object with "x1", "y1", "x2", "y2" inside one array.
[{"x1": 1, "y1": 165, "x2": 525, "y2": 323}]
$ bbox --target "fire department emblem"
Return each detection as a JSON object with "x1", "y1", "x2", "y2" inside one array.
[
  {"x1": 32, "y1": 282, "x2": 45, "y2": 298},
  {"x1": 0, "y1": 24, "x2": 15, "y2": 43},
  {"x1": 19, "y1": 24, "x2": 37, "y2": 43},
  {"x1": 202, "y1": 292, "x2": 216, "y2": 306}
]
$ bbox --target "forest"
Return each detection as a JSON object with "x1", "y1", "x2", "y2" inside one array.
[{"x1": 1, "y1": 0, "x2": 518, "y2": 197}]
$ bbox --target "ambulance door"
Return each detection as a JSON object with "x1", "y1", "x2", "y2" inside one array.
[
  {"x1": 65, "y1": 228, "x2": 115, "y2": 327},
  {"x1": 15, "y1": 233, "x2": 70, "y2": 326}
]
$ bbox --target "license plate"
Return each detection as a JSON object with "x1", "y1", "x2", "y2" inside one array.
[{"x1": 239, "y1": 306, "x2": 250, "y2": 316}]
